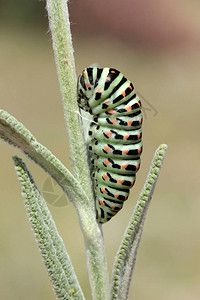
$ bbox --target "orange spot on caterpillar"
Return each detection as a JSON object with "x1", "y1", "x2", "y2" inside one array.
[
  {"x1": 131, "y1": 181, "x2": 134, "y2": 186},
  {"x1": 111, "y1": 70, "x2": 115, "y2": 73},
  {"x1": 126, "y1": 106, "x2": 132, "y2": 112},
  {"x1": 103, "y1": 173, "x2": 108, "y2": 179},
  {"x1": 125, "y1": 196, "x2": 128, "y2": 200},
  {"x1": 105, "y1": 100, "x2": 111, "y2": 105},
  {"x1": 103, "y1": 145, "x2": 111, "y2": 152},
  {"x1": 127, "y1": 120, "x2": 132, "y2": 126},
  {"x1": 121, "y1": 164, "x2": 127, "y2": 169},
  {"x1": 129, "y1": 85, "x2": 133, "y2": 90},
  {"x1": 104, "y1": 159, "x2": 110, "y2": 165},
  {"x1": 117, "y1": 179, "x2": 124, "y2": 184},
  {"x1": 124, "y1": 135, "x2": 129, "y2": 139},
  {"x1": 138, "y1": 148, "x2": 141, "y2": 154},
  {"x1": 97, "y1": 88, "x2": 101, "y2": 93},
  {"x1": 105, "y1": 130, "x2": 112, "y2": 137},
  {"x1": 110, "y1": 119, "x2": 117, "y2": 124},
  {"x1": 137, "y1": 133, "x2": 141, "y2": 139},
  {"x1": 85, "y1": 83, "x2": 89, "y2": 88},
  {"x1": 137, "y1": 101, "x2": 141, "y2": 107},
  {"x1": 139, "y1": 119, "x2": 142, "y2": 124},
  {"x1": 108, "y1": 110, "x2": 115, "y2": 114},
  {"x1": 111, "y1": 206, "x2": 115, "y2": 210},
  {"x1": 121, "y1": 91, "x2": 126, "y2": 97},
  {"x1": 122, "y1": 149, "x2": 128, "y2": 154},
  {"x1": 101, "y1": 188, "x2": 106, "y2": 193},
  {"x1": 99, "y1": 199, "x2": 105, "y2": 205},
  {"x1": 107, "y1": 76, "x2": 111, "y2": 81},
  {"x1": 136, "y1": 164, "x2": 139, "y2": 170},
  {"x1": 114, "y1": 194, "x2": 119, "y2": 198}
]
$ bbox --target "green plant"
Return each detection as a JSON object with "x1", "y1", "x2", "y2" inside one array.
[{"x1": 0, "y1": 1, "x2": 167, "y2": 299}]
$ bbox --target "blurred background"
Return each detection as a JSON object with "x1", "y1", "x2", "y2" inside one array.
[{"x1": 0, "y1": 0, "x2": 200, "y2": 299}]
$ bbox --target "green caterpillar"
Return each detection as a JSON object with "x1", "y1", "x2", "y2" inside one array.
[{"x1": 77, "y1": 67, "x2": 143, "y2": 223}]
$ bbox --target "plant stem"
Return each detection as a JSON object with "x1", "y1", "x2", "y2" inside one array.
[
  {"x1": 46, "y1": 0, "x2": 93, "y2": 202},
  {"x1": 46, "y1": 1, "x2": 109, "y2": 299}
]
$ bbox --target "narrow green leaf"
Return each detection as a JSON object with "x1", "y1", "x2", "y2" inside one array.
[
  {"x1": 12, "y1": 156, "x2": 85, "y2": 300},
  {"x1": 110, "y1": 144, "x2": 168, "y2": 300},
  {"x1": 0, "y1": 109, "x2": 90, "y2": 208},
  {"x1": 0, "y1": 109, "x2": 109, "y2": 299}
]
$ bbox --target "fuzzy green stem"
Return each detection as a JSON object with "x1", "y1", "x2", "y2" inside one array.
[
  {"x1": 46, "y1": 0, "x2": 93, "y2": 202},
  {"x1": 46, "y1": 1, "x2": 109, "y2": 299}
]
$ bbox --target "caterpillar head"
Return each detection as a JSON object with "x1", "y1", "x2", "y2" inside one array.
[{"x1": 77, "y1": 68, "x2": 94, "y2": 113}]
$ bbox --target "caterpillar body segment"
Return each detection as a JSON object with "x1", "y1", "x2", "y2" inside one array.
[{"x1": 77, "y1": 67, "x2": 143, "y2": 223}]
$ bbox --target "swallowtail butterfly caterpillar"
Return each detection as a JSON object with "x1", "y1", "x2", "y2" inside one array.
[{"x1": 77, "y1": 67, "x2": 143, "y2": 223}]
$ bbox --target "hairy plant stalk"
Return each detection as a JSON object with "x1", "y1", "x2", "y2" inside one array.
[
  {"x1": 46, "y1": 0, "x2": 93, "y2": 201},
  {"x1": 46, "y1": 1, "x2": 109, "y2": 299}
]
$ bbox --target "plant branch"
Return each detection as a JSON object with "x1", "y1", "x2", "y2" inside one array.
[
  {"x1": 46, "y1": 0, "x2": 94, "y2": 203},
  {"x1": 0, "y1": 108, "x2": 109, "y2": 299},
  {"x1": 46, "y1": 1, "x2": 109, "y2": 299}
]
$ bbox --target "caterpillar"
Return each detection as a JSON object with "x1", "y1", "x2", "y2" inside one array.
[{"x1": 77, "y1": 67, "x2": 143, "y2": 223}]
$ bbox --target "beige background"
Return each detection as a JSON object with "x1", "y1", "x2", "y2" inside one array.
[{"x1": 0, "y1": 1, "x2": 200, "y2": 299}]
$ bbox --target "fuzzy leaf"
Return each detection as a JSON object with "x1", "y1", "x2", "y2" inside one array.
[
  {"x1": 0, "y1": 108, "x2": 109, "y2": 299},
  {"x1": 110, "y1": 144, "x2": 168, "y2": 300},
  {"x1": 13, "y1": 156, "x2": 85, "y2": 300},
  {"x1": 0, "y1": 109, "x2": 90, "y2": 208}
]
